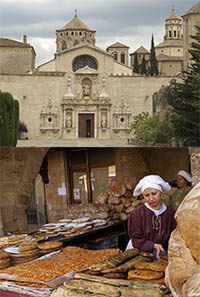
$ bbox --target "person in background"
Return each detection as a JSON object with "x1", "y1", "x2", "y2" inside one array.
[
  {"x1": 169, "y1": 170, "x2": 192, "y2": 211},
  {"x1": 127, "y1": 175, "x2": 177, "y2": 260}
]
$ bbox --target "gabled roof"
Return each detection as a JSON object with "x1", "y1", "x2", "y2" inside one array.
[
  {"x1": 56, "y1": 43, "x2": 112, "y2": 59},
  {"x1": 0, "y1": 38, "x2": 31, "y2": 47},
  {"x1": 131, "y1": 46, "x2": 150, "y2": 55},
  {"x1": 60, "y1": 15, "x2": 95, "y2": 32},
  {"x1": 183, "y1": 1, "x2": 200, "y2": 16},
  {"x1": 107, "y1": 42, "x2": 129, "y2": 49}
]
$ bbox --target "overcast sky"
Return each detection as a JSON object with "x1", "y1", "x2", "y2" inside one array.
[{"x1": 0, "y1": 0, "x2": 197, "y2": 66}]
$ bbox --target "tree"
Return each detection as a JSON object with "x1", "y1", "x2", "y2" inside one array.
[
  {"x1": 164, "y1": 25, "x2": 200, "y2": 143},
  {"x1": 170, "y1": 112, "x2": 189, "y2": 140},
  {"x1": 141, "y1": 55, "x2": 147, "y2": 75},
  {"x1": 131, "y1": 113, "x2": 172, "y2": 144},
  {"x1": 133, "y1": 53, "x2": 139, "y2": 73},
  {"x1": 149, "y1": 34, "x2": 158, "y2": 76},
  {"x1": 0, "y1": 91, "x2": 19, "y2": 146},
  {"x1": 131, "y1": 112, "x2": 149, "y2": 130}
]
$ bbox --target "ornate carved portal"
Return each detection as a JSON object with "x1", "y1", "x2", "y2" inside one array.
[{"x1": 62, "y1": 74, "x2": 112, "y2": 139}]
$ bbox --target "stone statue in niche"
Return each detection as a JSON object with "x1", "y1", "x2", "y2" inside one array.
[
  {"x1": 66, "y1": 114, "x2": 72, "y2": 129},
  {"x1": 101, "y1": 114, "x2": 107, "y2": 129},
  {"x1": 82, "y1": 78, "x2": 92, "y2": 99}
]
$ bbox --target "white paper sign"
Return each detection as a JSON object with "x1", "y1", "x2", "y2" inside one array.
[
  {"x1": 58, "y1": 187, "x2": 66, "y2": 196},
  {"x1": 73, "y1": 188, "x2": 80, "y2": 200}
]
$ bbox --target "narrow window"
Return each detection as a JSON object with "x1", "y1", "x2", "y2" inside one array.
[{"x1": 121, "y1": 53, "x2": 125, "y2": 64}]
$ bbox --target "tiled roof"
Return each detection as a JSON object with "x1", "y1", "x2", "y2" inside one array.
[
  {"x1": 0, "y1": 38, "x2": 31, "y2": 47},
  {"x1": 156, "y1": 39, "x2": 183, "y2": 48},
  {"x1": 107, "y1": 42, "x2": 129, "y2": 48},
  {"x1": 133, "y1": 46, "x2": 150, "y2": 54},
  {"x1": 61, "y1": 15, "x2": 95, "y2": 32},
  {"x1": 183, "y1": 1, "x2": 200, "y2": 16},
  {"x1": 166, "y1": 9, "x2": 181, "y2": 20}
]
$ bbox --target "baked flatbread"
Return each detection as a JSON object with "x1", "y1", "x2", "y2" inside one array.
[
  {"x1": 37, "y1": 241, "x2": 62, "y2": 250},
  {"x1": 127, "y1": 277, "x2": 165, "y2": 284},
  {"x1": 134, "y1": 259, "x2": 167, "y2": 272},
  {"x1": 18, "y1": 243, "x2": 37, "y2": 252},
  {"x1": 128, "y1": 269, "x2": 164, "y2": 280},
  {"x1": 103, "y1": 272, "x2": 127, "y2": 279}
]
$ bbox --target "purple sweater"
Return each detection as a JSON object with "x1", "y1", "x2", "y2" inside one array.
[{"x1": 128, "y1": 204, "x2": 177, "y2": 252}]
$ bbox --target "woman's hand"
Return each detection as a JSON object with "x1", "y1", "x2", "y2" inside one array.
[{"x1": 153, "y1": 243, "x2": 164, "y2": 259}]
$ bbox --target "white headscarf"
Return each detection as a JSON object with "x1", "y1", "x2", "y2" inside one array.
[
  {"x1": 133, "y1": 175, "x2": 171, "y2": 197},
  {"x1": 177, "y1": 170, "x2": 192, "y2": 182}
]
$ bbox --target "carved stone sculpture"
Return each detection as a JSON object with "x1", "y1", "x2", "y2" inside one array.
[{"x1": 82, "y1": 78, "x2": 92, "y2": 99}]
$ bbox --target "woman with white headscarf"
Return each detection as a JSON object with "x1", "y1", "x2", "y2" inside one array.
[
  {"x1": 127, "y1": 175, "x2": 177, "y2": 260},
  {"x1": 170, "y1": 170, "x2": 192, "y2": 211}
]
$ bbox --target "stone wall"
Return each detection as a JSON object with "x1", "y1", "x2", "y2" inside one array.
[
  {"x1": 45, "y1": 149, "x2": 69, "y2": 222},
  {"x1": 0, "y1": 69, "x2": 180, "y2": 141},
  {"x1": 0, "y1": 148, "x2": 48, "y2": 234},
  {"x1": 0, "y1": 47, "x2": 35, "y2": 74},
  {"x1": 115, "y1": 147, "x2": 190, "y2": 185},
  {"x1": 115, "y1": 148, "x2": 150, "y2": 186},
  {"x1": 183, "y1": 12, "x2": 200, "y2": 68}
]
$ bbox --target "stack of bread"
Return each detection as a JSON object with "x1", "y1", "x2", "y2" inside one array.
[
  {"x1": 9, "y1": 247, "x2": 41, "y2": 265},
  {"x1": 0, "y1": 234, "x2": 33, "y2": 250},
  {"x1": 0, "y1": 252, "x2": 11, "y2": 269},
  {"x1": 37, "y1": 213, "x2": 109, "y2": 239},
  {"x1": 6, "y1": 238, "x2": 40, "y2": 265},
  {"x1": 128, "y1": 257, "x2": 168, "y2": 284},
  {"x1": 63, "y1": 203, "x2": 112, "y2": 223},
  {"x1": 62, "y1": 249, "x2": 171, "y2": 297},
  {"x1": 95, "y1": 182, "x2": 144, "y2": 223},
  {"x1": 85, "y1": 249, "x2": 154, "y2": 278}
]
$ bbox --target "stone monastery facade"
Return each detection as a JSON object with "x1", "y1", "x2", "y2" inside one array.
[{"x1": 0, "y1": 2, "x2": 199, "y2": 144}]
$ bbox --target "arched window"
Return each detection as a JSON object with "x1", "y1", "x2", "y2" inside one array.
[
  {"x1": 121, "y1": 52, "x2": 125, "y2": 64},
  {"x1": 73, "y1": 55, "x2": 97, "y2": 72},
  {"x1": 113, "y1": 52, "x2": 117, "y2": 61}
]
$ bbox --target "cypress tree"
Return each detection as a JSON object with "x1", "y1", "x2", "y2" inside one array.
[
  {"x1": 141, "y1": 55, "x2": 147, "y2": 75},
  {"x1": 0, "y1": 91, "x2": 19, "y2": 146},
  {"x1": 150, "y1": 34, "x2": 158, "y2": 76},
  {"x1": 133, "y1": 53, "x2": 139, "y2": 73}
]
